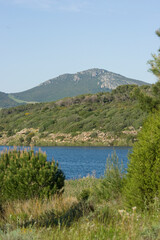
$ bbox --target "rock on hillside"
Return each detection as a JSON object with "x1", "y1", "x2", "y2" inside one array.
[{"x1": 11, "y1": 68, "x2": 149, "y2": 103}]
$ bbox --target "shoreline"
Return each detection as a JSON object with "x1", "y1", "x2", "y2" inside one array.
[
  {"x1": 0, "y1": 128, "x2": 137, "y2": 147},
  {"x1": 0, "y1": 141, "x2": 133, "y2": 148}
]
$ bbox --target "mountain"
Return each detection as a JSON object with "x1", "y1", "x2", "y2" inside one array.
[
  {"x1": 0, "y1": 92, "x2": 23, "y2": 109},
  {"x1": 11, "y1": 68, "x2": 149, "y2": 103}
]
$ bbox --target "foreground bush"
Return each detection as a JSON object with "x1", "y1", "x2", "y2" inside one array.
[
  {"x1": 124, "y1": 111, "x2": 160, "y2": 209},
  {"x1": 0, "y1": 148, "x2": 65, "y2": 201}
]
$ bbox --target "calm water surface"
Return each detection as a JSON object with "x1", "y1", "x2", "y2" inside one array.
[{"x1": 0, "y1": 146, "x2": 131, "y2": 179}]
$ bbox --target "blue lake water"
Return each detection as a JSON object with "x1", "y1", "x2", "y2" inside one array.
[{"x1": 0, "y1": 146, "x2": 131, "y2": 179}]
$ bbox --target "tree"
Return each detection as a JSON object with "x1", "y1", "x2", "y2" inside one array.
[
  {"x1": 0, "y1": 148, "x2": 65, "y2": 201},
  {"x1": 133, "y1": 29, "x2": 160, "y2": 113},
  {"x1": 148, "y1": 29, "x2": 160, "y2": 81},
  {"x1": 124, "y1": 112, "x2": 160, "y2": 208},
  {"x1": 124, "y1": 29, "x2": 160, "y2": 209}
]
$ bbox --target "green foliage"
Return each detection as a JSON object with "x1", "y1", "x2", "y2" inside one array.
[
  {"x1": 134, "y1": 29, "x2": 160, "y2": 112},
  {"x1": 123, "y1": 29, "x2": 160, "y2": 209},
  {"x1": 124, "y1": 111, "x2": 160, "y2": 209},
  {"x1": 71, "y1": 132, "x2": 78, "y2": 137},
  {"x1": 25, "y1": 132, "x2": 35, "y2": 145},
  {"x1": 7, "y1": 129, "x2": 15, "y2": 137},
  {"x1": 95, "y1": 153, "x2": 124, "y2": 202},
  {"x1": 148, "y1": 29, "x2": 160, "y2": 81},
  {"x1": 78, "y1": 189, "x2": 91, "y2": 201},
  {"x1": 90, "y1": 132, "x2": 98, "y2": 138},
  {"x1": 132, "y1": 82, "x2": 160, "y2": 112},
  {"x1": 0, "y1": 126, "x2": 4, "y2": 131},
  {"x1": 0, "y1": 148, "x2": 65, "y2": 201},
  {"x1": 0, "y1": 85, "x2": 147, "y2": 139},
  {"x1": 19, "y1": 136, "x2": 24, "y2": 144}
]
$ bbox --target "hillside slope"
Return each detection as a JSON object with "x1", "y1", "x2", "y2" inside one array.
[
  {"x1": 0, "y1": 92, "x2": 22, "y2": 108},
  {"x1": 0, "y1": 85, "x2": 148, "y2": 146},
  {"x1": 11, "y1": 68, "x2": 148, "y2": 103}
]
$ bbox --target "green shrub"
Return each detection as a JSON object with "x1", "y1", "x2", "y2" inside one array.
[
  {"x1": 0, "y1": 148, "x2": 65, "y2": 201},
  {"x1": 90, "y1": 132, "x2": 98, "y2": 138},
  {"x1": 78, "y1": 189, "x2": 91, "y2": 201},
  {"x1": 19, "y1": 136, "x2": 24, "y2": 144},
  {"x1": 95, "y1": 153, "x2": 124, "y2": 202},
  {"x1": 71, "y1": 132, "x2": 78, "y2": 137},
  {"x1": 7, "y1": 129, "x2": 14, "y2": 137},
  {"x1": 0, "y1": 126, "x2": 4, "y2": 131},
  {"x1": 124, "y1": 111, "x2": 160, "y2": 209},
  {"x1": 25, "y1": 132, "x2": 35, "y2": 145}
]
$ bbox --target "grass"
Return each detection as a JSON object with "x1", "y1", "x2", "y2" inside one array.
[
  {"x1": 1, "y1": 153, "x2": 160, "y2": 239},
  {"x1": 1, "y1": 176, "x2": 160, "y2": 239},
  {"x1": 8, "y1": 95, "x2": 37, "y2": 104}
]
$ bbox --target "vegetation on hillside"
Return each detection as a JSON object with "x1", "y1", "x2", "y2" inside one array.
[
  {"x1": 0, "y1": 84, "x2": 148, "y2": 146},
  {"x1": 0, "y1": 92, "x2": 23, "y2": 108}
]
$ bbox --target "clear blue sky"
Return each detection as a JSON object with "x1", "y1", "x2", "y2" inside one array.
[{"x1": 0, "y1": 0, "x2": 160, "y2": 93}]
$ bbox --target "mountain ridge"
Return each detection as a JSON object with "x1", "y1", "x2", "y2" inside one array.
[
  {"x1": 38, "y1": 68, "x2": 146, "y2": 88},
  {"x1": 0, "y1": 92, "x2": 23, "y2": 109},
  {"x1": 1, "y1": 68, "x2": 149, "y2": 108}
]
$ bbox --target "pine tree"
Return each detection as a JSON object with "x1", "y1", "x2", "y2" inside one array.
[
  {"x1": 0, "y1": 148, "x2": 65, "y2": 201},
  {"x1": 124, "y1": 29, "x2": 160, "y2": 209},
  {"x1": 124, "y1": 112, "x2": 160, "y2": 208},
  {"x1": 133, "y1": 29, "x2": 160, "y2": 112},
  {"x1": 148, "y1": 29, "x2": 160, "y2": 81}
]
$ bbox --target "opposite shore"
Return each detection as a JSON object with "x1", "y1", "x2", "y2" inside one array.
[{"x1": 0, "y1": 127, "x2": 138, "y2": 147}]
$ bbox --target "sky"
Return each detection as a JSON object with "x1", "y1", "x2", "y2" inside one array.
[{"x1": 0, "y1": 0, "x2": 160, "y2": 93}]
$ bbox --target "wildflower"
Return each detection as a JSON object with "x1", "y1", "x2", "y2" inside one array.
[
  {"x1": 118, "y1": 209, "x2": 125, "y2": 216},
  {"x1": 132, "y1": 206, "x2": 137, "y2": 211}
]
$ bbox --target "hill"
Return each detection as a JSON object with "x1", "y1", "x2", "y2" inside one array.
[
  {"x1": 11, "y1": 68, "x2": 148, "y2": 103},
  {"x1": 0, "y1": 84, "x2": 149, "y2": 146},
  {"x1": 0, "y1": 92, "x2": 23, "y2": 109}
]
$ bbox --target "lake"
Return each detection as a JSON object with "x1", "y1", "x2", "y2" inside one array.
[{"x1": 0, "y1": 146, "x2": 131, "y2": 179}]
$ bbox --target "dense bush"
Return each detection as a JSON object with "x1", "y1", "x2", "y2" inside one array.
[
  {"x1": 124, "y1": 111, "x2": 160, "y2": 209},
  {"x1": 0, "y1": 148, "x2": 65, "y2": 201}
]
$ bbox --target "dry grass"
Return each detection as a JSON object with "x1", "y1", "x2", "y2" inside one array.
[
  {"x1": 1, "y1": 195, "x2": 77, "y2": 226},
  {"x1": 2, "y1": 176, "x2": 160, "y2": 240},
  {"x1": 0, "y1": 176, "x2": 97, "y2": 228}
]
